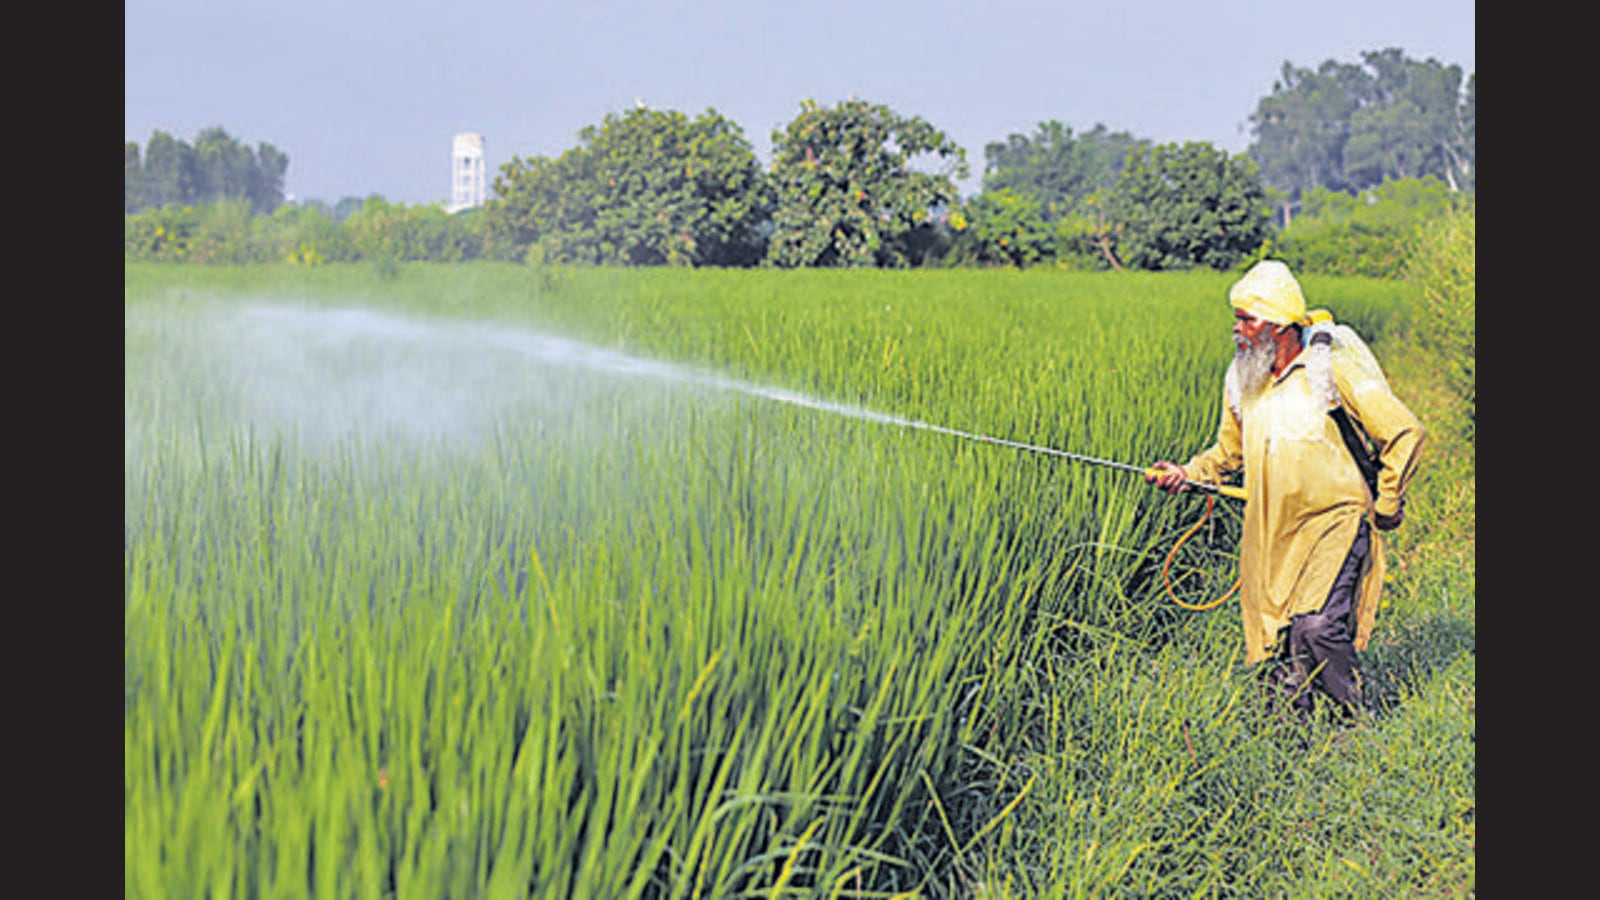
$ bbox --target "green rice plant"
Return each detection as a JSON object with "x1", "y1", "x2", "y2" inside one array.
[{"x1": 125, "y1": 263, "x2": 1468, "y2": 898}]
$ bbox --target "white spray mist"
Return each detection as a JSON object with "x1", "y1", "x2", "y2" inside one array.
[{"x1": 182, "y1": 302, "x2": 959, "y2": 453}]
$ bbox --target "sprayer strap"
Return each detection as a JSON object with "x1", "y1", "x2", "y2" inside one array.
[{"x1": 1328, "y1": 406, "x2": 1379, "y2": 497}]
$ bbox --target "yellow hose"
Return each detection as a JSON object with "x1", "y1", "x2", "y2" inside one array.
[{"x1": 1162, "y1": 493, "x2": 1240, "y2": 612}]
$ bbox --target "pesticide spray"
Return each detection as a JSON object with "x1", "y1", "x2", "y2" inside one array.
[
  {"x1": 127, "y1": 299, "x2": 1242, "y2": 610},
  {"x1": 170, "y1": 302, "x2": 1239, "y2": 500}
]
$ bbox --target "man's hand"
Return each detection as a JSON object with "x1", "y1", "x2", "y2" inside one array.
[
  {"x1": 1373, "y1": 500, "x2": 1405, "y2": 532},
  {"x1": 1145, "y1": 461, "x2": 1190, "y2": 495}
]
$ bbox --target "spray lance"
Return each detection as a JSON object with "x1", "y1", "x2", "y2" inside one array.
[
  {"x1": 920, "y1": 423, "x2": 1247, "y2": 612},
  {"x1": 755, "y1": 385, "x2": 1243, "y2": 502},
  {"x1": 959, "y1": 430, "x2": 1246, "y2": 502}
]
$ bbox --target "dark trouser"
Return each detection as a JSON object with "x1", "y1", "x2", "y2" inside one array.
[{"x1": 1265, "y1": 519, "x2": 1370, "y2": 720}]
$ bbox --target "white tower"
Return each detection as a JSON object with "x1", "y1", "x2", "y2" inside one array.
[{"x1": 448, "y1": 133, "x2": 486, "y2": 212}]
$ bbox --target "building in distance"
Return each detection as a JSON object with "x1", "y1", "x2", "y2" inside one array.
[{"x1": 447, "y1": 133, "x2": 486, "y2": 213}]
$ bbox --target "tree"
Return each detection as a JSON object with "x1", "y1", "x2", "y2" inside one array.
[
  {"x1": 250, "y1": 142, "x2": 290, "y2": 215},
  {"x1": 485, "y1": 106, "x2": 771, "y2": 267},
  {"x1": 1458, "y1": 73, "x2": 1475, "y2": 190},
  {"x1": 950, "y1": 188, "x2": 1056, "y2": 268},
  {"x1": 1107, "y1": 142, "x2": 1271, "y2": 271},
  {"x1": 1249, "y1": 49, "x2": 1475, "y2": 224},
  {"x1": 193, "y1": 127, "x2": 254, "y2": 207},
  {"x1": 125, "y1": 142, "x2": 145, "y2": 214},
  {"x1": 1053, "y1": 191, "x2": 1126, "y2": 271},
  {"x1": 1343, "y1": 49, "x2": 1473, "y2": 192},
  {"x1": 482, "y1": 154, "x2": 575, "y2": 261},
  {"x1": 981, "y1": 121, "x2": 1145, "y2": 220},
  {"x1": 1247, "y1": 59, "x2": 1369, "y2": 226},
  {"x1": 140, "y1": 130, "x2": 199, "y2": 210},
  {"x1": 126, "y1": 128, "x2": 290, "y2": 214},
  {"x1": 765, "y1": 98, "x2": 968, "y2": 268},
  {"x1": 332, "y1": 195, "x2": 372, "y2": 223}
]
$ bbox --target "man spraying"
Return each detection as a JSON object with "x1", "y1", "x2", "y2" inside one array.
[{"x1": 1146, "y1": 260, "x2": 1426, "y2": 720}]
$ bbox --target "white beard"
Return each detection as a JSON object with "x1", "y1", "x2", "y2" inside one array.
[{"x1": 1225, "y1": 330, "x2": 1277, "y2": 416}]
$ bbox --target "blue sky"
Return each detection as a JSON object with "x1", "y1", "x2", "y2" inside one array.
[{"x1": 125, "y1": 1, "x2": 1474, "y2": 206}]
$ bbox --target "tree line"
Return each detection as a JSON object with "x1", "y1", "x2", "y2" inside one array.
[
  {"x1": 1250, "y1": 48, "x2": 1474, "y2": 225},
  {"x1": 125, "y1": 127, "x2": 290, "y2": 216},
  {"x1": 125, "y1": 47, "x2": 1472, "y2": 275}
]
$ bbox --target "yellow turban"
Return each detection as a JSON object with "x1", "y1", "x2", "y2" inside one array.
[{"x1": 1229, "y1": 260, "x2": 1307, "y2": 326}]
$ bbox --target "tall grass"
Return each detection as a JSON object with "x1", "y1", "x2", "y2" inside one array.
[
  {"x1": 125, "y1": 263, "x2": 1471, "y2": 897},
  {"x1": 1405, "y1": 204, "x2": 1475, "y2": 439}
]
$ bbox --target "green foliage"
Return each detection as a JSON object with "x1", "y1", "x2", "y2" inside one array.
[
  {"x1": 1249, "y1": 59, "x2": 1370, "y2": 207},
  {"x1": 1301, "y1": 176, "x2": 1460, "y2": 224},
  {"x1": 332, "y1": 195, "x2": 372, "y2": 223},
  {"x1": 189, "y1": 197, "x2": 265, "y2": 265},
  {"x1": 1107, "y1": 142, "x2": 1271, "y2": 271},
  {"x1": 766, "y1": 98, "x2": 969, "y2": 268},
  {"x1": 1050, "y1": 192, "x2": 1126, "y2": 271},
  {"x1": 1249, "y1": 48, "x2": 1474, "y2": 223},
  {"x1": 125, "y1": 265, "x2": 1471, "y2": 898},
  {"x1": 485, "y1": 106, "x2": 771, "y2": 267},
  {"x1": 125, "y1": 141, "x2": 145, "y2": 215},
  {"x1": 124, "y1": 204, "x2": 202, "y2": 262},
  {"x1": 127, "y1": 127, "x2": 289, "y2": 215},
  {"x1": 944, "y1": 189, "x2": 1057, "y2": 268},
  {"x1": 344, "y1": 196, "x2": 418, "y2": 263},
  {"x1": 125, "y1": 197, "x2": 487, "y2": 265},
  {"x1": 1343, "y1": 49, "x2": 1474, "y2": 192},
  {"x1": 258, "y1": 202, "x2": 351, "y2": 263},
  {"x1": 342, "y1": 196, "x2": 484, "y2": 276},
  {"x1": 981, "y1": 121, "x2": 1146, "y2": 221},
  {"x1": 123, "y1": 48, "x2": 1476, "y2": 276},
  {"x1": 1404, "y1": 203, "x2": 1475, "y2": 435},
  {"x1": 1248, "y1": 176, "x2": 1469, "y2": 278},
  {"x1": 139, "y1": 132, "x2": 199, "y2": 210},
  {"x1": 965, "y1": 123, "x2": 1148, "y2": 270},
  {"x1": 366, "y1": 200, "x2": 481, "y2": 263}
]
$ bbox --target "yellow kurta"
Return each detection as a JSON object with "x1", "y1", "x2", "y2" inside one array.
[{"x1": 1182, "y1": 343, "x2": 1425, "y2": 664}]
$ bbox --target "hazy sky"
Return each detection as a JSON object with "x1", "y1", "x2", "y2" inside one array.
[{"x1": 125, "y1": 1, "x2": 1474, "y2": 206}]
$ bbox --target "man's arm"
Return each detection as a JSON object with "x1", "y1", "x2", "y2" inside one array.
[{"x1": 1148, "y1": 394, "x2": 1243, "y2": 494}]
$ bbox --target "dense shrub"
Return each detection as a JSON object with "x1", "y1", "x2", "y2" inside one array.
[
  {"x1": 1252, "y1": 177, "x2": 1470, "y2": 278},
  {"x1": 943, "y1": 188, "x2": 1056, "y2": 268},
  {"x1": 124, "y1": 204, "x2": 202, "y2": 262},
  {"x1": 187, "y1": 198, "x2": 260, "y2": 265},
  {"x1": 125, "y1": 198, "x2": 489, "y2": 265},
  {"x1": 257, "y1": 203, "x2": 354, "y2": 263},
  {"x1": 1405, "y1": 201, "x2": 1475, "y2": 435}
]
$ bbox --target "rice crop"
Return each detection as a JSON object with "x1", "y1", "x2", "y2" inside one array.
[{"x1": 125, "y1": 263, "x2": 1473, "y2": 897}]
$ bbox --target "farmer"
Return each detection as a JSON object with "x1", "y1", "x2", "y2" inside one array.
[{"x1": 1145, "y1": 260, "x2": 1425, "y2": 721}]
